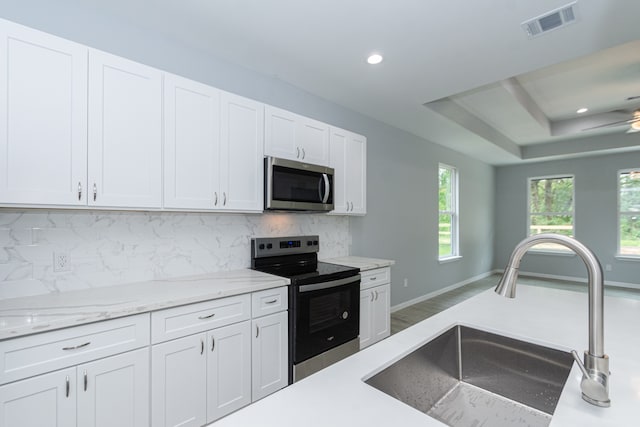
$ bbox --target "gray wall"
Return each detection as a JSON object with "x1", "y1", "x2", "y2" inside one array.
[
  {"x1": 0, "y1": 5, "x2": 496, "y2": 306},
  {"x1": 494, "y1": 151, "x2": 640, "y2": 285}
]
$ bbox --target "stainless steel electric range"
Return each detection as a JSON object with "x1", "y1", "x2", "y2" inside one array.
[{"x1": 251, "y1": 235, "x2": 360, "y2": 383}]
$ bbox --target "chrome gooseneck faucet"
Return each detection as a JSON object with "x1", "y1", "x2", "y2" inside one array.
[{"x1": 495, "y1": 233, "x2": 610, "y2": 407}]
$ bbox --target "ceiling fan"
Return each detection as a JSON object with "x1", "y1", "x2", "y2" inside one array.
[{"x1": 582, "y1": 108, "x2": 640, "y2": 133}]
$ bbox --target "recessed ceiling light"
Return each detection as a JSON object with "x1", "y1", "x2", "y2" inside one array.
[
  {"x1": 576, "y1": 107, "x2": 588, "y2": 114},
  {"x1": 367, "y1": 53, "x2": 383, "y2": 65}
]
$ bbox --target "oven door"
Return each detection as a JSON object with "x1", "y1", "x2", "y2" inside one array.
[{"x1": 292, "y1": 275, "x2": 360, "y2": 364}]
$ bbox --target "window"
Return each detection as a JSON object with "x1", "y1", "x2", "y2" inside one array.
[
  {"x1": 527, "y1": 175, "x2": 574, "y2": 252},
  {"x1": 618, "y1": 170, "x2": 640, "y2": 257},
  {"x1": 439, "y1": 164, "x2": 459, "y2": 259}
]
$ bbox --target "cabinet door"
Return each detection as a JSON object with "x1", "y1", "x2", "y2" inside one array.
[
  {"x1": 329, "y1": 128, "x2": 348, "y2": 213},
  {"x1": 0, "y1": 367, "x2": 76, "y2": 427},
  {"x1": 345, "y1": 134, "x2": 366, "y2": 214},
  {"x1": 264, "y1": 106, "x2": 298, "y2": 161},
  {"x1": 359, "y1": 289, "x2": 373, "y2": 349},
  {"x1": 0, "y1": 20, "x2": 87, "y2": 206},
  {"x1": 88, "y1": 49, "x2": 162, "y2": 208},
  {"x1": 219, "y1": 92, "x2": 264, "y2": 211},
  {"x1": 297, "y1": 117, "x2": 329, "y2": 166},
  {"x1": 152, "y1": 333, "x2": 207, "y2": 427},
  {"x1": 77, "y1": 348, "x2": 149, "y2": 427},
  {"x1": 371, "y1": 284, "x2": 390, "y2": 343},
  {"x1": 164, "y1": 74, "x2": 221, "y2": 209},
  {"x1": 206, "y1": 321, "x2": 251, "y2": 423},
  {"x1": 251, "y1": 311, "x2": 288, "y2": 401}
]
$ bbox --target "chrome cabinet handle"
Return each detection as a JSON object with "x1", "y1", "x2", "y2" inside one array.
[
  {"x1": 375, "y1": 290, "x2": 379, "y2": 301},
  {"x1": 223, "y1": 192, "x2": 227, "y2": 206},
  {"x1": 201, "y1": 338, "x2": 204, "y2": 355},
  {"x1": 92, "y1": 183, "x2": 97, "y2": 201},
  {"x1": 62, "y1": 341, "x2": 91, "y2": 351},
  {"x1": 78, "y1": 182, "x2": 82, "y2": 201},
  {"x1": 256, "y1": 324, "x2": 259, "y2": 338},
  {"x1": 369, "y1": 277, "x2": 376, "y2": 281},
  {"x1": 83, "y1": 370, "x2": 87, "y2": 391},
  {"x1": 301, "y1": 148, "x2": 306, "y2": 159},
  {"x1": 198, "y1": 312, "x2": 216, "y2": 320},
  {"x1": 296, "y1": 147, "x2": 300, "y2": 158},
  {"x1": 265, "y1": 299, "x2": 278, "y2": 304},
  {"x1": 214, "y1": 192, "x2": 218, "y2": 206},
  {"x1": 66, "y1": 376, "x2": 70, "y2": 397},
  {"x1": 211, "y1": 336, "x2": 215, "y2": 352},
  {"x1": 370, "y1": 292, "x2": 374, "y2": 302},
  {"x1": 350, "y1": 202, "x2": 354, "y2": 212}
]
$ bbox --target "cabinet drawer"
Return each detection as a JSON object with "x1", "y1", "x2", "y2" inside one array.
[
  {"x1": 151, "y1": 294, "x2": 250, "y2": 344},
  {"x1": 251, "y1": 287, "x2": 288, "y2": 318},
  {"x1": 0, "y1": 314, "x2": 150, "y2": 385},
  {"x1": 360, "y1": 267, "x2": 390, "y2": 290}
]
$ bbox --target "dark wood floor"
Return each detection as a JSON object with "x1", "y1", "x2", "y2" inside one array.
[{"x1": 391, "y1": 274, "x2": 640, "y2": 335}]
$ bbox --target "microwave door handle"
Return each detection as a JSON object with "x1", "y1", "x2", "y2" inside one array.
[{"x1": 321, "y1": 173, "x2": 330, "y2": 203}]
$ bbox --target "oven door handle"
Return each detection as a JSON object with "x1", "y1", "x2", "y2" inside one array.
[{"x1": 298, "y1": 274, "x2": 360, "y2": 293}]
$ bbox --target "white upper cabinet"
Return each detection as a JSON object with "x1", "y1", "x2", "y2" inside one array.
[
  {"x1": 264, "y1": 106, "x2": 329, "y2": 166},
  {"x1": 88, "y1": 49, "x2": 162, "y2": 208},
  {"x1": 329, "y1": 127, "x2": 367, "y2": 215},
  {"x1": 219, "y1": 91, "x2": 264, "y2": 211},
  {"x1": 0, "y1": 20, "x2": 88, "y2": 206},
  {"x1": 164, "y1": 74, "x2": 221, "y2": 210},
  {"x1": 163, "y1": 79, "x2": 263, "y2": 212}
]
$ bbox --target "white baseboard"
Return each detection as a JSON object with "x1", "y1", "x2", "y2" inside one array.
[
  {"x1": 390, "y1": 271, "x2": 494, "y2": 313},
  {"x1": 497, "y1": 269, "x2": 640, "y2": 290}
]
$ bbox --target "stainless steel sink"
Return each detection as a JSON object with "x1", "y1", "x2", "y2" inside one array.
[{"x1": 364, "y1": 325, "x2": 574, "y2": 427}]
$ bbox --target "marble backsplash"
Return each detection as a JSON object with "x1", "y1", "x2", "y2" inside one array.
[{"x1": 0, "y1": 210, "x2": 350, "y2": 300}]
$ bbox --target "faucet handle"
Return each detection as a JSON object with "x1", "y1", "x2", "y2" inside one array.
[{"x1": 571, "y1": 350, "x2": 611, "y2": 407}]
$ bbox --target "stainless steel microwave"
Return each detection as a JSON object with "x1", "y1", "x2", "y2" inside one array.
[{"x1": 264, "y1": 157, "x2": 334, "y2": 212}]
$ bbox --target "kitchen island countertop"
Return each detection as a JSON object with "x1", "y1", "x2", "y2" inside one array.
[{"x1": 212, "y1": 285, "x2": 640, "y2": 427}]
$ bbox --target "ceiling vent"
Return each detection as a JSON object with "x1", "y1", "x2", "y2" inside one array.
[{"x1": 522, "y1": 2, "x2": 578, "y2": 38}]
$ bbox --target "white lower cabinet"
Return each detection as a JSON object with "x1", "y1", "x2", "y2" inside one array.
[
  {"x1": 207, "y1": 321, "x2": 252, "y2": 423},
  {"x1": 77, "y1": 348, "x2": 149, "y2": 427},
  {"x1": 0, "y1": 367, "x2": 76, "y2": 427},
  {"x1": 152, "y1": 333, "x2": 207, "y2": 427},
  {"x1": 251, "y1": 311, "x2": 288, "y2": 401},
  {"x1": 359, "y1": 268, "x2": 391, "y2": 350},
  {"x1": 151, "y1": 322, "x2": 252, "y2": 427},
  {"x1": 0, "y1": 348, "x2": 149, "y2": 427}
]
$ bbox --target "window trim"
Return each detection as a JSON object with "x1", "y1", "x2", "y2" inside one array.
[
  {"x1": 526, "y1": 174, "x2": 575, "y2": 254},
  {"x1": 617, "y1": 168, "x2": 640, "y2": 259},
  {"x1": 438, "y1": 163, "x2": 459, "y2": 260}
]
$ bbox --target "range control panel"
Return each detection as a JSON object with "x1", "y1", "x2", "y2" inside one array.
[{"x1": 252, "y1": 235, "x2": 319, "y2": 258}]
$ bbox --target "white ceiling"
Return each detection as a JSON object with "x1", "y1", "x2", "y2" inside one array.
[{"x1": 5, "y1": 0, "x2": 640, "y2": 165}]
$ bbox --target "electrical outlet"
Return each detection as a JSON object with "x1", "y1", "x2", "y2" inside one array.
[
  {"x1": 605, "y1": 264, "x2": 612, "y2": 272},
  {"x1": 403, "y1": 278, "x2": 408, "y2": 288},
  {"x1": 53, "y1": 252, "x2": 70, "y2": 272}
]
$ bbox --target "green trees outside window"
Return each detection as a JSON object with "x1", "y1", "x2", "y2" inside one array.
[
  {"x1": 528, "y1": 176, "x2": 574, "y2": 252},
  {"x1": 439, "y1": 164, "x2": 458, "y2": 258},
  {"x1": 619, "y1": 171, "x2": 640, "y2": 256}
]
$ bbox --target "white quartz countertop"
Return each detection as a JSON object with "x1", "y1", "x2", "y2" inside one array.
[
  {"x1": 322, "y1": 256, "x2": 395, "y2": 271},
  {"x1": 213, "y1": 285, "x2": 640, "y2": 427},
  {"x1": 0, "y1": 269, "x2": 289, "y2": 340}
]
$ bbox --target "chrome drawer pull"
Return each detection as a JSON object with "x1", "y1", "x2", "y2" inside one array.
[
  {"x1": 369, "y1": 277, "x2": 376, "y2": 281},
  {"x1": 198, "y1": 313, "x2": 216, "y2": 320},
  {"x1": 62, "y1": 341, "x2": 91, "y2": 351},
  {"x1": 265, "y1": 299, "x2": 278, "y2": 304}
]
